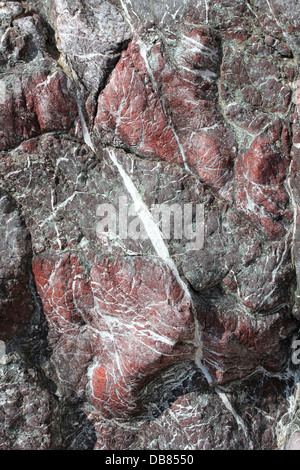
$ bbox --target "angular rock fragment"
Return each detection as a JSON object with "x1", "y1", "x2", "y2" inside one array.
[
  {"x1": 31, "y1": 249, "x2": 197, "y2": 418},
  {"x1": 220, "y1": 37, "x2": 295, "y2": 133},
  {"x1": 94, "y1": 32, "x2": 236, "y2": 195}
]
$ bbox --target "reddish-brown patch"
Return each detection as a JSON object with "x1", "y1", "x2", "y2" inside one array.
[
  {"x1": 32, "y1": 253, "x2": 94, "y2": 329},
  {"x1": 92, "y1": 367, "x2": 107, "y2": 399},
  {"x1": 94, "y1": 33, "x2": 235, "y2": 194}
]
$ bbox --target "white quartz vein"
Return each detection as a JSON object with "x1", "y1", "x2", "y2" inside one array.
[
  {"x1": 106, "y1": 148, "x2": 191, "y2": 300},
  {"x1": 64, "y1": 31, "x2": 260, "y2": 435}
]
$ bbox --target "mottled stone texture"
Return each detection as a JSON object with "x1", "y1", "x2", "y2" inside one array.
[{"x1": 1, "y1": 0, "x2": 300, "y2": 450}]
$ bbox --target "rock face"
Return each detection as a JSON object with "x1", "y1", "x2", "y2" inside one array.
[
  {"x1": 1, "y1": 0, "x2": 300, "y2": 450},
  {"x1": 0, "y1": 189, "x2": 34, "y2": 341}
]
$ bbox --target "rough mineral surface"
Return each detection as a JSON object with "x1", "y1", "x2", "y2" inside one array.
[{"x1": 1, "y1": 0, "x2": 300, "y2": 450}]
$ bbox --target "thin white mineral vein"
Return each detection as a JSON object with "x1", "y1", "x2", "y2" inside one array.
[{"x1": 70, "y1": 22, "x2": 253, "y2": 440}]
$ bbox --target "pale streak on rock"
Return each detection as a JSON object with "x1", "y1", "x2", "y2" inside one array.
[{"x1": 1, "y1": 0, "x2": 300, "y2": 450}]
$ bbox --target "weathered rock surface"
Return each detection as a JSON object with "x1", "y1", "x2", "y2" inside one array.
[
  {"x1": 0, "y1": 4, "x2": 78, "y2": 151},
  {"x1": 1, "y1": 0, "x2": 300, "y2": 450},
  {"x1": 0, "y1": 359, "x2": 53, "y2": 450},
  {"x1": 0, "y1": 189, "x2": 34, "y2": 341}
]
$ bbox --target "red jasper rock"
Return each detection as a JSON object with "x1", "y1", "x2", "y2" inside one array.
[
  {"x1": 32, "y1": 253, "x2": 94, "y2": 330},
  {"x1": 89, "y1": 255, "x2": 196, "y2": 418},
  {"x1": 0, "y1": 9, "x2": 77, "y2": 151},
  {"x1": 32, "y1": 251, "x2": 197, "y2": 418},
  {"x1": 0, "y1": 70, "x2": 77, "y2": 150},
  {"x1": 1, "y1": 0, "x2": 300, "y2": 452},
  {"x1": 198, "y1": 297, "x2": 296, "y2": 383},
  {"x1": 0, "y1": 190, "x2": 34, "y2": 342},
  {"x1": 235, "y1": 121, "x2": 292, "y2": 239}
]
